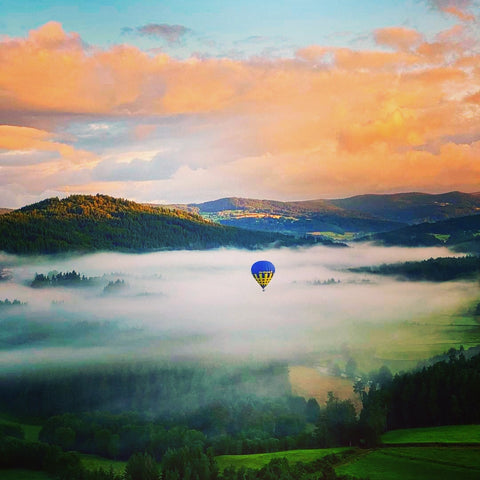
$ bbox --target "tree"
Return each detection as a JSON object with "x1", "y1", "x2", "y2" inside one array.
[
  {"x1": 376, "y1": 366, "x2": 393, "y2": 388},
  {"x1": 162, "y1": 446, "x2": 218, "y2": 480},
  {"x1": 305, "y1": 398, "x2": 320, "y2": 423},
  {"x1": 315, "y1": 392, "x2": 357, "y2": 447},
  {"x1": 345, "y1": 358, "x2": 357, "y2": 378},
  {"x1": 124, "y1": 452, "x2": 160, "y2": 480},
  {"x1": 54, "y1": 426, "x2": 76, "y2": 451},
  {"x1": 353, "y1": 378, "x2": 366, "y2": 402}
]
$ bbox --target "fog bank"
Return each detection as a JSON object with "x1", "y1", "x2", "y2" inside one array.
[{"x1": 0, "y1": 244, "x2": 477, "y2": 371}]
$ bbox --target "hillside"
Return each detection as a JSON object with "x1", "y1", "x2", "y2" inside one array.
[
  {"x1": 364, "y1": 213, "x2": 480, "y2": 252},
  {"x1": 181, "y1": 197, "x2": 405, "y2": 236},
  {"x1": 331, "y1": 191, "x2": 480, "y2": 224},
  {"x1": 0, "y1": 194, "x2": 312, "y2": 254},
  {"x1": 168, "y1": 192, "x2": 480, "y2": 238}
]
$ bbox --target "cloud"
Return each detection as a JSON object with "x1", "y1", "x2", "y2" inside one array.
[
  {"x1": 427, "y1": 0, "x2": 476, "y2": 21},
  {"x1": 374, "y1": 27, "x2": 424, "y2": 51},
  {"x1": 124, "y1": 23, "x2": 192, "y2": 44},
  {"x1": 1, "y1": 21, "x2": 480, "y2": 205},
  {"x1": 93, "y1": 150, "x2": 179, "y2": 181},
  {"x1": 0, "y1": 125, "x2": 95, "y2": 163},
  {"x1": 465, "y1": 90, "x2": 480, "y2": 103}
]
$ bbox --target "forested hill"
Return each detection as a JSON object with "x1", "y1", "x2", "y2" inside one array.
[
  {"x1": 170, "y1": 191, "x2": 480, "y2": 237},
  {"x1": 330, "y1": 191, "x2": 480, "y2": 224},
  {"x1": 0, "y1": 194, "x2": 312, "y2": 254},
  {"x1": 363, "y1": 213, "x2": 480, "y2": 253},
  {"x1": 177, "y1": 197, "x2": 405, "y2": 236}
]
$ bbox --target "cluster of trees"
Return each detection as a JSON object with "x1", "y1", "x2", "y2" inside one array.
[
  {"x1": 0, "y1": 268, "x2": 12, "y2": 281},
  {"x1": 31, "y1": 270, "x2": 98, "y2": 288},
  {"x1": 310, "y1": 278, "x2": 341, "y2": 286},
  {"x1": 0, "y1": 433, "x2": 360, "y2": 480},
  {"x1": 219, "y1": 452, "x2": 360, "y2": 480},
  {"x1": 103, "y1": 279, "x2": 128, "y2": 294},
  {"x1": 0, "y1": 298, "x2": 26, "y2": 308},
  {"x1": 0, "y1": 194, "x2": 309, "y2": 254},
  {"x1": 351, "y1": 255, "x2": 480, "y2": 281},
  {"x1": 0, "y1": 362, "x2": 291, "y2": 419},
  {"x1": 2, "y1": 348, "x2": 479, "y2": 477},
  {"x1": 39, "y1": 414, "x2": 208, "y2": 460},
  {"x1": 34, "y1": 394, "x2": 323, "y2": 460},
  {"x1": 357, "y1": 348, "x2": 480, "y2": 444},
  {"x1": 0, "y1": 435, "x2": 122, "y2": 480},
  {"x1": 368, "y1": 212, "x2": 480, "y2": 251}
]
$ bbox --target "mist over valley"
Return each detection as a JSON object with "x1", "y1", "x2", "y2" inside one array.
[{"x1": 1, "y1": 243, "x2": 478, "y2": 375}]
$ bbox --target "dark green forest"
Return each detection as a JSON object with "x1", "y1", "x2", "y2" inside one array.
[
  {"x1": 0, "y1": 194, "x2": 318, "y2": 254},
  {"x1": 1, "y1": 349, "x2": 480, "y2": 478},
  {"x1": 30, "y1": 270, "x2": 99, "y2": 288},
  {"x1": 364, "y1": 213, "x2": 480, "y2": 253},
  {"x1": 350, "y1": 255, "x2": 480, "y2": 281},
  {"x1": 362, "y1": 348, "x2": 480, "y2": 432}
]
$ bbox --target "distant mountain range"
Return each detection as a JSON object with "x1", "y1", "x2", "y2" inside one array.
[
  {"x1": 171, "y1": 191, "x2": 480, "y2": 238},
  {"x1": 330, "y1": 191, "x2": 480, "y2": 223},
  {"x1": 2, "y1": 191, "x2": 480, "y2": 255},
  {"x1": 0, "y1": 195, "x2": 318, "y2": 255}
]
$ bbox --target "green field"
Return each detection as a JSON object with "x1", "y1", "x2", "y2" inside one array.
[
  {"x1": 79, "y1": 453, "x2": 127, "y2": 476},
  {"x1": 432, "y1": 233, "x2": 450, "y2": 242},
  {"x1": 308, "y1": 231, "x2": 357, "y2": 241},
  {"x1": 0, "y1": 470, "x2": 53, "y2": 479},
  {"x1": 336, "y1": 447, "x2": 480, "y2": 480},
  {"x1": 216, "y1": 447, "x2": 350, "y2": 471},
  {"x1": 382, "y1": 425, "x2": 480, "y2": 444},
  {"x1": 0, "y1": 416, "x2": 42, "y2": 442}
]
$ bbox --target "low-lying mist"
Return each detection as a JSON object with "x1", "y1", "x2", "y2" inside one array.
[{"x1": 0, "y1": 243, "x2": 478, "y2": 372}]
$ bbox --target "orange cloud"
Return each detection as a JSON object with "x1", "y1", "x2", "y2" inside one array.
[
  {"x1": 442, "y1": 5, "x2": 475, "y2": 21},
  {"x1": 1, "y1": 22, "x2": 479, "y2": 202},
  {"x1": 0, "y1": 125, "x2": 96, "y2": 163},
  {"x1": 465, "y1": 90, "x2": 480, "y2": 103},
  {"x1": 374, "y1": 27, "x2": 423, "y2": 51}
]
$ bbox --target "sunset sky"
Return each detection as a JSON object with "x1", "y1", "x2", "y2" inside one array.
[{"x1": 1, "y1": 0, "x2": 480, "y2": 208}]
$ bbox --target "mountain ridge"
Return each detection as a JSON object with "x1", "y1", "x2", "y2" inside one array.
[
  {"x1": 166, "y1": 191, "x2": 480, "y2": 237},
  {"x1": 363, "y1": 213, "x2": 480, "y2": 253},
  {"x1": 0, "y1": 194, "x2": 317, "y2": 255}
]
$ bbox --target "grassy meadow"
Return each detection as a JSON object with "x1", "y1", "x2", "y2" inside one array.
[
  {"x1": 335, "y1": 447, "x2": 480, "y2": 480},
  {"x1": 79, "y1": 454, "x2": 127, "y2": 476},
  {"x1": 216, "y1": 447, "x2": 350, "y2": 472},
  {"x1": 382, "y1": 425, "x2": 480, "y2": 444},
  {"x1": 0, "y1": 470, "x2": 53, "y2": 479},
  {"x1": 0, "y1": 416, "x2": 41, "y2": 442}
]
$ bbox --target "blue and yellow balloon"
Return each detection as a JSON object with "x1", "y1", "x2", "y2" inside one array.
[{"x1": 251, "y1": 260, "x2": 275, "y2": 291}]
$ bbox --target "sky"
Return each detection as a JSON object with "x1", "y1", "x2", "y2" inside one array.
[{"x1": 1, "y1": 0, "x2": 480, "y2": 208}]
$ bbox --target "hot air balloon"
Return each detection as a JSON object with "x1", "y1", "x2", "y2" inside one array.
[{"x1": 251, "y1": 260, "x2": 275, "y2": 291}]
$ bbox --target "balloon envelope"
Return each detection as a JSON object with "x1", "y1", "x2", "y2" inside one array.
[{"x1": 251, "y1": 260, "x2": 275, "y2": 290}]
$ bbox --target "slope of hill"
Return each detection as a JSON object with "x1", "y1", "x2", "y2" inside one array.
[
  {"x1": 364, "y1": 213, "x2": 480, "y2": 252},
  {"x1": 181, "y1": 197, "x2": 405, "y2": 236},
  {"x1": 0, "y1": 194, "x2": 313, "y2": 254},
  {"x1": 330, "y1": 191, "x2": 480, "y2": 224}
]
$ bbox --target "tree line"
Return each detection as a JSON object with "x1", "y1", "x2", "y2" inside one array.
[
  {"x1": 351, "y1": 255, "x2": 480, "y2": 281},
  {"x1": 0, "y1": 433, "x2": 361, "y2": 480},
  {"x1": 0, "y1": 194, "x2": 312, "y2": 254},
  {"x1": 357, "y1": 347, "x2": 480, "y2": 445},
  {"x1": 31, "y1": 270, "x2": 98, "y2": 288},
  {"x1": 0, "y1": 362, "x2": 291, "y2": 419}
]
